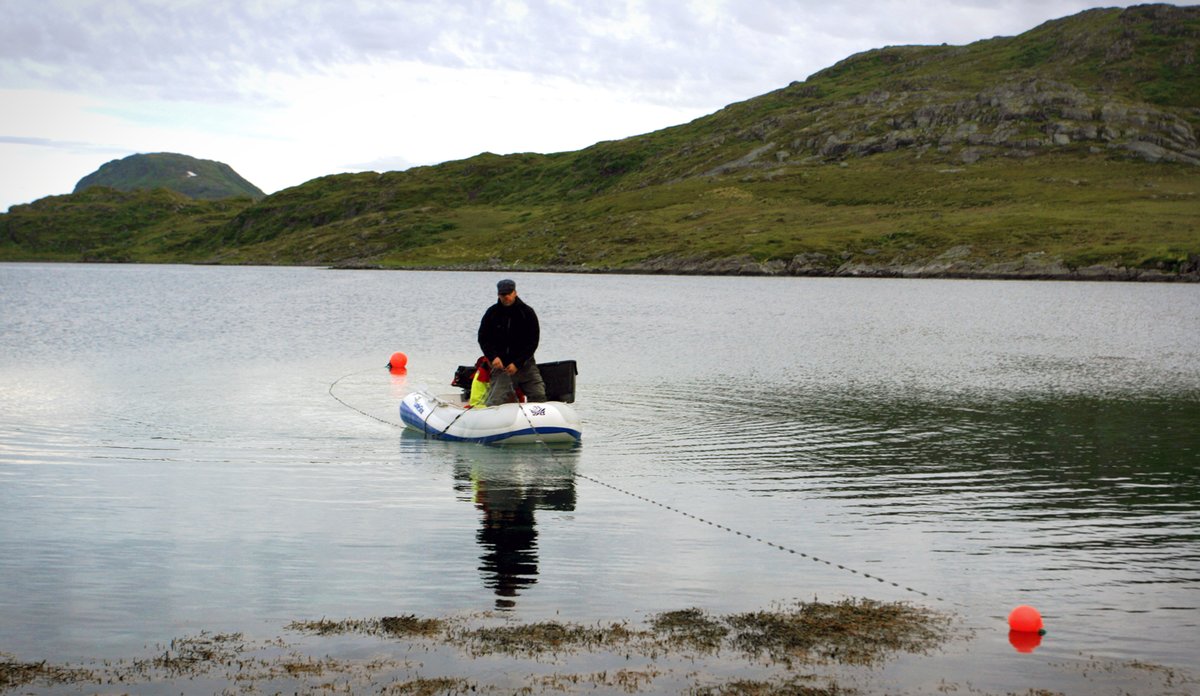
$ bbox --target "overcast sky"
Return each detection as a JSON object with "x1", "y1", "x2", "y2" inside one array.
[{"x1": 0, "y1": 0, "x2": 1186, "y2": 211}]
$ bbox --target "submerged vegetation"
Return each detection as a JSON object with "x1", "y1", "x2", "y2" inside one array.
[
  {"x1": 2, "y1": 5, "x2": 1198, "y2": 280},
  {"x1": 5, "y1": 600, "x2": 1193, "y2": 694},
  {"x1": 2, "y1": 600, "x2": 952, "y2": 694},
  {"x1": 284, "y1": 600, "x2": 951, "y2": 667}
]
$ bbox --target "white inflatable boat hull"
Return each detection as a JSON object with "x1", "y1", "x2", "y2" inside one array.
[{"x1": 400, "y1": 390, "x2": 582, "y2": 445}]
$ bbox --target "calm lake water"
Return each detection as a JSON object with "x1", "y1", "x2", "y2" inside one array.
[{"x1": 1, "y1": 263, "x2": 1198, "y2": 693}]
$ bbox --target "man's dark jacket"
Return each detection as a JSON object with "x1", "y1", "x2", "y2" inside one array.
[{"x1": 478, "y1": 297, "x2": 540, "y2": 368}]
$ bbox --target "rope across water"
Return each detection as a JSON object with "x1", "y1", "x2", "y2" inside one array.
[
  {"x1": 329, "y1": 366, "x2": 947, "y2": 604},
  {"x1": 328, "y1": 367, "x2": 398, "y2": 427},
  {"x1": 570, "y1": 469, "x2": 944, "y2": 602}
]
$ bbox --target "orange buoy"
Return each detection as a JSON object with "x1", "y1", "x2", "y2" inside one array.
[
  {"x1": 1007, "y1": 605, "x2": 1044, "y2": 633},
  {"x1": 388, "y1": 351, "x2": 408, "y2": 374}
]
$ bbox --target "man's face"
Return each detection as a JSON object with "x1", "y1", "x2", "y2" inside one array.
[{"x1": 498, "y1": 290, "x2": 517, "y2": 307}]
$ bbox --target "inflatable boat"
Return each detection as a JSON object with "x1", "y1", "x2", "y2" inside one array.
[
  {"x1": 399, "y1": 390, "x2": 582, "y2": 444},
  {"x1": 400, "y1": 360, "x2": 581, "y2": 445}
]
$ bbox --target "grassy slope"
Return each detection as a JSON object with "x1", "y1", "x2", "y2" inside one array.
[
  {"x1": 2, "y1": 5, "x2": 1197, "y2": 276},
  {"x1": 366, "y1": 154, "x2": 1198, "y2": 273},
  {"x1": 0, "y1": 187, "x2": 254, "y2": 262}
]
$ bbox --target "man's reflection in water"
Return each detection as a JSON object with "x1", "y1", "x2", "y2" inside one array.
[{"x1": 454, "y1": 457, "x2": 576, "y2": 609}]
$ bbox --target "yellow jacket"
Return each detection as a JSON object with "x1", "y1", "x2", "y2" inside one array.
[{"x1": 469, "y1": 371, "x2": 490, "y2": 408}]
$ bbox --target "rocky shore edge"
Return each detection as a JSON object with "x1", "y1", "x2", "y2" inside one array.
[
  {"x1": 335, "y1": 247, "x2": 1200, "y2": 282},
  {"x1": 622, "y1": 247, "x2": 1200, "y2": 282}
]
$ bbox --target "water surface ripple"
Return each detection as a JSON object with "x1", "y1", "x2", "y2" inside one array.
[{"x1": 1, "y1": 263, "x2": 1198, "y2": 692}]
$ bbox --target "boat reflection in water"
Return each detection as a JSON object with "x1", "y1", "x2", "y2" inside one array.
[{"x1": 454, "y1": 453, "x2": 577, "y2": 609}]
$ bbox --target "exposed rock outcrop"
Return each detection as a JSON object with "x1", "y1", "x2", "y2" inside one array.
[{"x1": 704, "y1": 79, "x2": 1199, "y2": 175}]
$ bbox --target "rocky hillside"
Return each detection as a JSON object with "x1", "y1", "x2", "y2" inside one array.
[
  {"x1": 3, "y1": 4, "x2": 1197, "y2": 279},
  {"x1": 686, "y1": 4, "x2": 1199, "y2": 175},
  {"x1": 74, "y1": 153, "x2": 265, "y2": 201}
]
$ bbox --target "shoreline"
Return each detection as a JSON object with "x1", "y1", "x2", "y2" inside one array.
[
  {"x1": 4, "y1": 600, "x2": 1195, "y2": 695},
  {"x1": 329, "y1": 259, "x2": 1200, "y2": 283},
  {"x1": 4, "y1": 256, "x2": 1199, "y2": 282}
]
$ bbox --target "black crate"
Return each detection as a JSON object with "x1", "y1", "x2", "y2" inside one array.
[{"x1": 539, "y1": 360, "x2": 577, "y2": 403}]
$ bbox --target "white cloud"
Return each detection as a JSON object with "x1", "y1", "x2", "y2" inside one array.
[{"x1": 0, "y1": 0, "x2": 1191, "y2": 211}]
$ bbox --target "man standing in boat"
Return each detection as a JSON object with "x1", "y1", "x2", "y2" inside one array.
[{"x1": 478, "y1": 279, "x2": 547, "y2": 406}]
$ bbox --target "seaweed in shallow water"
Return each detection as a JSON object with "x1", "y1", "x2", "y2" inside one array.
[
  {"x1": 650, "y1": 607, "x2": 730, "y2": 650},
  {"x1": 726, "y1": 598, "x2": 949, "y2": 665},
  {"x1": 1, "y1": 655, "x2": 95, "y2": 690}
]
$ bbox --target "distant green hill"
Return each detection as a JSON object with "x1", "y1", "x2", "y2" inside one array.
[
  {"x1": 3, "y1": 4, "x2": 1197, "y2": 279},
  {"x1": 74, "y1": 153, "x2": 265, "y2": 201}
]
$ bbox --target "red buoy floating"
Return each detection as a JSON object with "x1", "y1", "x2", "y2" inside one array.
[
  {"x1": 388, "y1": 351, "x2": 408, "y2": 374},
  {"x1": 1007, "y1": 605, "x2": 1044, "y2": 633},
  {"x1": 1007, "y1": 605, "x2": 1045, "y2": 653}
]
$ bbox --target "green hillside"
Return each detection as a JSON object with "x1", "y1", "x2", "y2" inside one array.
[
  {"x1": 0, "y1": 187, "x2": 254, "y2": 262},
  {"x1": 73, "y1": 152, "x2": 265, "y2": 201},
  {"x1": 3, "y1": 4, "x2": 1197, "y2": 279}
]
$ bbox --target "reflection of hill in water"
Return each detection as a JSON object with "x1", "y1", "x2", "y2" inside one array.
[
  {"x1": 597, "y1": 382, "x2": 1200, "y2": 579},
  {"x1": 455, "y1": 457, "x2": 577, "y2": 609}
]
